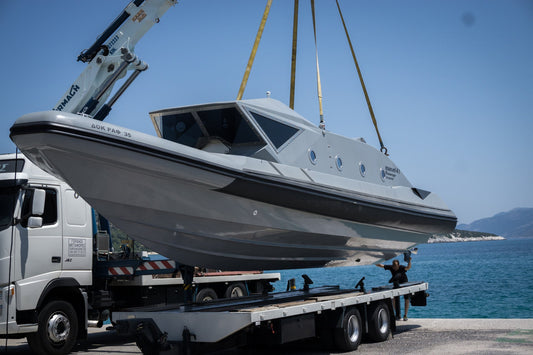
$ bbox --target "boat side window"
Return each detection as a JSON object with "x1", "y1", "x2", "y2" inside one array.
[
  {"x1": 359, "y1": 162, "x2": 366, "y2": 177},
  {"x1": 335, "y1": 156, "x2": 343, "y2": 171},
  {"x1": 197, "y1": 108, "x2": 262, "y2": 146},
  {"x1": 250, "y1": 112, "x2": 299, "y2": 149},
  {"x1": 162, "y1": 112, "x2": 204, "y2": 148},
  {"x1": 20, "y1": 188, "x2": 57, "y2": 228},
  {"x1": 308, "y1": 149, "x2": 317, "y2": 164}
]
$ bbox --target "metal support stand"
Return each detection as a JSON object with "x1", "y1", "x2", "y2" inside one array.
[
  {"x1": 302, "y1": 274, "x2": 313, "y2": 292},
  {"x1": 115, "y1": 318, "x2": 169, "y2": 355},
  {"x1": 179, "y1": 265, "x2": 195, "y2": 303},
  {"x1": 355, "y1": 277, "x2": 366, "y2": 293},
  {"x1": 181, "y1": 327, "x2": 196, "y2": 355}
]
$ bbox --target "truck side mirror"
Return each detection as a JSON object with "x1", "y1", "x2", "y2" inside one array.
[
  {"x1": 32, "y1": 189, "x2": 46, "y2": 216},
  {"x1": 27, "y1": 217, "x2": 43, "y2": 228}
]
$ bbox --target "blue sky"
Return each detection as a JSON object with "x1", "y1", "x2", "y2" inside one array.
[{"x1": 1, "y1": 0, "x2": 532, "y2": 225}]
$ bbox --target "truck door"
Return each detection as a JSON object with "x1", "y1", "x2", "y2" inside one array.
[
  {"x1": 61, "y1": 188, "x2": 92, "y2": 272},
  {"x1": 16, "y1": 186, "x2": 63, "y2": 279}
]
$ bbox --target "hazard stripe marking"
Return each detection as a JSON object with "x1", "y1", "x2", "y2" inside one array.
[
  {"x1": 137, "y1": 260, "x2": 176, "y2": 271},
  {"x1": 108, "y1": 267, "x2": 133, "y2": 276}
]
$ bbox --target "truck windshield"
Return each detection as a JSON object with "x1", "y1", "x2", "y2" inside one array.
[{"x1": 0, "y1": 187, "x2": 19, "y2": 232}]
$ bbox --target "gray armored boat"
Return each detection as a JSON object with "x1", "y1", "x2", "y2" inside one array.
[{"x1": 10, "y1": 98, "x2": 456, "y2": 270}]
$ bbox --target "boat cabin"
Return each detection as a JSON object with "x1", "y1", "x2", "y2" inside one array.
[
  {"x1": 150, "y1": 98, "x2": 311, "y2": 162},
  {"x1": 150, "y1": 98, "x2": 410, "y2": 187}
]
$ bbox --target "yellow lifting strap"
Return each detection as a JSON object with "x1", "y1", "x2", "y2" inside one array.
[
  {"x1": 289, "y1": 0, "x2": 299, "y2": 109},
  {"x1": 311, "y1": 0, "x2": 325, "y2": 129},
  {"x1": 336, "y1": 0, "x2": 388, "y2": 155},
  {"x1": 236, "y1": 0, "x2": 273, "y2": 101}
]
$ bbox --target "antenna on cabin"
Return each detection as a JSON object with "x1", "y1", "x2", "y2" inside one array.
[{"x1": 266, "y1": 91, "x2": 271, "y2": 98}]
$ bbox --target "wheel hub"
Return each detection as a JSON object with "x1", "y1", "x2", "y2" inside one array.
[
  {"x1": 377, "y1": 308, "x2": 389, "y2": 333},
  {"x1": 230, "y1": 288, "x2": 244, "y2": 297},
  {"x1": 47, "y1": 313, "x2": 70, "y2": 343},
  {"x1": 347, "y1": 315, "x2": 360, "y2": 342}
]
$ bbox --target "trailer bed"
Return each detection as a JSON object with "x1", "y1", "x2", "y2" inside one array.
[{"x1": 113, "y1": 282, "x2": 428, "y2": 343}]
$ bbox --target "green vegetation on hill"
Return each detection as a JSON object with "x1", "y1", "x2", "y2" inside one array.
[{"x1": 430, "y1": 229, "x2": 503, "y2": 243}]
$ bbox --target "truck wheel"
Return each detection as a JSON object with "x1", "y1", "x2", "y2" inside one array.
[
  {"x1": 27, "y1": 300, "x2": 79, "y2": 355},
  {"x1": 367, "y1": 302, "x2": 391, "y2": 342},
  {"x1": 195, "y1": 287, "x2": 218, "y2": 302},
  {"x1": 224, "y1": 282, "x2": 247, "y2": 298},
  {"x1": 334, "y1": 308, "x2": 362, "y2": 351}
]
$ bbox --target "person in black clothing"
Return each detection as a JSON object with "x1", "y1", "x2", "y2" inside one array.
[{"x1": 376, "y1": 258, "x2": 412, "y2": 321}]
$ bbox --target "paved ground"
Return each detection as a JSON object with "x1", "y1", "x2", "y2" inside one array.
[{"x1": 2, "y1": 319, "x2": 532, "y2": 354}]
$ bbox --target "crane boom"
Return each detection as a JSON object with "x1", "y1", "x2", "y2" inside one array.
[{"x1": 54, "y1": 0, "x2": 177, "y2": 120}]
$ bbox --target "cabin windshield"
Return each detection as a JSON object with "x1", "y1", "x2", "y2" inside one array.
[
  {"x1": 161, "y1": 107, "x2": 265, "y2": 153},
  {"x1": 249, "y1": 112, "x2": 299, "y2": 149}
]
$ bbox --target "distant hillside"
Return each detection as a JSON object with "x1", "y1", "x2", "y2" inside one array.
[
  {"x1": 429, "y1": 229, "x2": 503, "y2": 243},
  {"x1": 457, "y1": 207, "x2": 533, "y2": 238}
]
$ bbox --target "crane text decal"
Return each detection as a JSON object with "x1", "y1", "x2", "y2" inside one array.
[
  {"x1": 55, "y1": 85, "x2": 81, "y2": 111},
  {"x1": 108, "y1": 35, "x2": 120, "y2": 55}
]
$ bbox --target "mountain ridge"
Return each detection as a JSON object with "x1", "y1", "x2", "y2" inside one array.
[{"x1": 457, "y1": 207, "x2": 533, "y2": 238}]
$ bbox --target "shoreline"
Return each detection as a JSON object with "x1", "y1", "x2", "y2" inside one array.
[
  {"x1": 401, "y1": 318, "x2": 533, "y2": 329},
  {"x1": 429, "y1": 228, "x2": 505, "y2": 243},
  {"x1": 428, "y1": 235, "x2": 505, "y2": 243}
]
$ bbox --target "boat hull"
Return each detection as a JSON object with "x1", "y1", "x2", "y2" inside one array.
[{"x1": 10, "y1": 112, "x2": 455, "y2": 270}]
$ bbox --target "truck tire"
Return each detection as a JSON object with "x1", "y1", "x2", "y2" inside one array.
[
  {"x1": 27, "y1": 300, "x2": 79, "y2": 355},
  {"x1": 224, "y1": 282, "x2": 247, "y2": 298},
  {"x1": 334, "y1": 308, "x2": 362, "y2": 351},
  {"x1": 367, "y1": 302, "x2": 391, "y2": 342},
  {"x1": 195, "y1": 287, "x2": 218, "y2": 302}
]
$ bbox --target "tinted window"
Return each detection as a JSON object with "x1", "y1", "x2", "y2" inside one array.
[
  {"x1": 21, "y1": 188, "x2": 58, "y2": 227},
  {"x1": 0, "y1": 159, "x2": 25, "y2": 173},
  {"x1": 0, "y1": 187, "x2": 18, "y2": 231},
  {"x1": 162, "y1": 112, "x2": 204, "y2": 148},
  {"x1": 359, "y1": 163, "x2": 366, "y2": 177},
  {"x1": 197, "y1": 108, "x2": 261, "y2": 145},
  {"x1": 336, "y1": 156, "x2": 343, "y2": 171},
  {"x1": 251, "y1": 112, "x2": 299, "y2": 149},
  {"x1": 308, "y1": 149, "x2": 317, "y2": 164}
]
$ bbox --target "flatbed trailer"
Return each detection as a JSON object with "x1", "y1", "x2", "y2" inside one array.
[{"x1": 113, "y1": 280, "x2": 429, "y2": 354}]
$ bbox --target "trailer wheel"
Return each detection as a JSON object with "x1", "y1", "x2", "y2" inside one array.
[
  {"x1": 367, "y1": 302, "x2": 391, "y2": 342},
  {"x1": 224, "y1": 282, "x2": 247, "y2": 298},
  {"x1": 195, "y1": 287, "x2": 218, "y2": 302},
  {"x1": 334, "y1": 308, "x2": 362, "y2": 351},
  {"x1": 27, "y1": 300, "x2": 79, "y2": 355}
]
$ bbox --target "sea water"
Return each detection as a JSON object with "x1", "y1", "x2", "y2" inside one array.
[{"x1": 271, "y1": 238, "x2": 533, "y2": 318}]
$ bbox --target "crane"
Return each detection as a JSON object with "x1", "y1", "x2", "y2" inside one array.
[{"x1": 53, "y1": 0, "x2": 177, "y2": 121}]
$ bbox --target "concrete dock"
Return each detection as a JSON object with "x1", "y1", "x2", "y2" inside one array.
[{"x1": 2, "y1": 319, "x2": 532, "y2": 354}]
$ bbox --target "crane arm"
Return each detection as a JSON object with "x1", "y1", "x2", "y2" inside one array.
[{"x1": 54, "y1": 0, "x2": 177, "y2": 120}]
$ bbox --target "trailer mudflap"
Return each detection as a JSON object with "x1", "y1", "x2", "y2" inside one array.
[
  {"x1": 279, "y1": 314, "x2": 315, "y2": 344},
  {"x1": 410, "y1": 290, "x2": 428, "y2": 306}
]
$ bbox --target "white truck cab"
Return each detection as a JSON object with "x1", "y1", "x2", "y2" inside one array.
[{"x1": 1, "y1": 153, "x2": 93, "y2": 338}]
